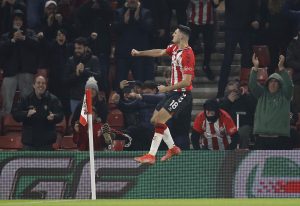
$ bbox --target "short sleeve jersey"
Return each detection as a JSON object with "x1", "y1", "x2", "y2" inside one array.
[{"x1": 165, "y1": 44, "x2": 195, "y2": 92}]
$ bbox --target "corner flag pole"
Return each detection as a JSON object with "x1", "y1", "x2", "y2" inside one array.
[{"x1": 86, "y1": 88, "x2": 96, "y2": 200}]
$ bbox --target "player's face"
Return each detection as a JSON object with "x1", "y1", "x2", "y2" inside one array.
[{"x1": 172, "y1": 29, "x2": 181, "y2": 44}]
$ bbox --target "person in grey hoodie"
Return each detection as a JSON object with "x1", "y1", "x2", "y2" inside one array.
[{"x1": 249, "y1": 54, "x2": 294, "y2": 150}]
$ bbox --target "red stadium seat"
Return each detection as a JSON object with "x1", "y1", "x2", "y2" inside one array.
[
  {"x1": 1, "y1": 114, "x2": 22, "y2": 135},
  {"x1": 56, "y1": 116, "x2": 66, "y2": 135},
  {"x1": 240, "y1": 68, "x2": 251, "y2": 86},
  {"x1": 107, "y1": 109, "x2": 124, "y2": 130},
  {"x1": 0, "y1": 135, "x2": 23, "y2": 150},
  {"x1": 240, "y1": 67, "x2": 268, "y2": 86},
  {"x1": 257, "y1": 67, "x2": 268, "y2": 85},
  {"x1": 253, "y1": 45, "x2": 271, "y2": 68},
  {"x1": 59, "y1": 135, "x2": 77, "y2": 150},
  {"x1": 108, "y1": 91, "x2": 118, "y2": 110}
]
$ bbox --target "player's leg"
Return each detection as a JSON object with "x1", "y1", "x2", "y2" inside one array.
[
  {"x1": 160, "y1": 92, "x2": 192, "y2": 160},
  {"x1": 134, "y1": 108, "x2": 172, "y2": 164}
]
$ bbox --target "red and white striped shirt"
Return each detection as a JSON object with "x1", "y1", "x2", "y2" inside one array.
[
  {"x1": 188, "y1": 0, "x2": 216, "y2": 25},
  {"x1": 165, "y1": 44, "x2": 195, "y2": 92},
  {"x1": 193, "y1": 109, "x2": 238, "y2": 150}
]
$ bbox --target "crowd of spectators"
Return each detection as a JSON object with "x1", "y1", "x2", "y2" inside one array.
[{"x1": 0, "y1": 0, "x2": 300, "y2": 151}]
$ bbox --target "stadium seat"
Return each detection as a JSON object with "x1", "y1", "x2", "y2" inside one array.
[
  {"x1": 257, "y1": 67, "x2": 268, "y2": 85},
  {"x1": 1, "y1": 114, "x2": 22, "y2": 135},
  {"x1": 253, "y1": 45, "x2": 271, "y2": 68},
  {"x1": 240, "y1": 67, "x2": 268, "y2": 86},
  {"x1": 59, "y1": 135, "x2": 77, "y2": 150},
  {"x1": 107, "y1": 109, "x2": 124, "y2": 130},
  {"x1": 108, "y1": 91, "x2": 118, "y2": 110},
  {"x1": 56, "y1": 116, "x2": 67, "y2": 135},
  {"x1": 0, "y1": 135, "x2": 23, "y2": 150},
  {"x1": 240, "y1": 68, "x2": 251, "y2": 86}
]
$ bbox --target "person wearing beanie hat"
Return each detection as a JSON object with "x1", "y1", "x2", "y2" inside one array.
[
  {"x1": 85, "y1": 76, "x2": 99, "y2": 93},
  {"x1": 191, "y1": 99, "x2": 239, "y2": 150},
  {"x1": 45, "y1": 0, "x2": 57, "y2": 9},
  {"x1": 39, "y1": 0, "x2": 65, "y2": 41},
  {"x1": 71, "y1": 77, "x2": 108, "y2": 132}
]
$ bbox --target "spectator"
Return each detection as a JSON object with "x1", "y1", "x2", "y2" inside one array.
[
  {"x1": 64, "y1": 37, "x2": 101, "y2": 113},
  {"x1": 166, "y1": 0, "x2": 189, "y2": 26},
  {"x1": 216, "y1": 0, "x2": 260, "y2": 97},
  {"x1": 0, "y1": 0, "x2": 26, "y2": 35},
  {"x1": 114, "y1": 80, "x2": 141, "y2": 128},
  {"x1": 73, "y1": 106, "x2": 110, "y2": 151},
  {"x1": 111, "y1": 80, "x2": 165, "y2": 150},
  {"x1": 0, "y1": 9, "x2": 39, "y2": 114},
  {"x1": 262, "y1": 0, "x2": 294, "y2": 74},
  {"x1": 187, "y1": 0, "x2": 220, "y2": 81},
  {"x1": 141, "y1": 0, "x2": 169, "y2": 48},
  {"x1": 75, "y1": 0, "x2": 113, "y2": 94},
  {"x1": 249, "y1": 54, "x2": 294, "y2": 150},
  {"x1": 191, "y1": 99, "x2": 239, "y2": 150},
  {"x1": 113, "y1": 0, "x2": 154, "y2": 84},
  {"x1": 71, "y1": 77, "x2": 108, "y2": 129},
  {"x1": 219, "y1": 80, "x2": 257, "y2": 149},
  {"x1": 283, "y1": 0, "x2": 300, "y2": 37},
  {"x1": 11, "y1": 76, "x2": 64, "y2": 151},
  {"x1": 26, "y1": 0, "x2": 47, "y2": 31},
  {"x1": 45, "y1": 29, "x2": 73, "y2": 118},
  {"x1": 286, "y1": 25, "x2": 300, "y2": 112},
  {"x1": 38, "y1": 0, "x2": 66, "y2": 42}
]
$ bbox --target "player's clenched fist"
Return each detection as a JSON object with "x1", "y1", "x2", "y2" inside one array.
[{"x1": 131, "y1": 49, "x2": 140, "y2": 56}]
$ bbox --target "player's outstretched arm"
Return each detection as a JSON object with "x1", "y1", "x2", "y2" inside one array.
[{"x1": 131, "y1": 49, "x2": 167, "y2": 57}]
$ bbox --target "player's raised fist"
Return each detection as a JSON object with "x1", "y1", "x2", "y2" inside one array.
[{"x1": 131, "y1": 49, "x2": 140, "y2": 56}]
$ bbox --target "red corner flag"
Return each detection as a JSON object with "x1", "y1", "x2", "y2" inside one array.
[{"x1": 79, "y1": 89, "x2": 92, "y2": 126}]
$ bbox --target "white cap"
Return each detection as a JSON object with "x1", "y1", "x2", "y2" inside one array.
[{"x1": 45, "y1": 0, "x2": 57, "y2": 8}]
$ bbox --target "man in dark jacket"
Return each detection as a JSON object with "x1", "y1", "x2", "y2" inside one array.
[
  {"x1": 111, "y1": 80, "x2": 165, "y2": 150},
  {"x1": 0, "y1": 10, "x2": 39, "y2": 114},
  {"x1": 113, "y1": 0, "x2": 154, "y2": 84},
  {"x1": 75, "y1": 0, "x2": 113, "y2": 94},
  {"x1": 219, "y1": 80, "x2": 257, "y2": 149},
  {"x1": 45, "y1": 29, "x2": 73, "y2": 118},
  {"x1": 12, "y1": 76, "x2": 64, "y2": 151},
  {"x1": 64, "y1": 37, "x2": 101, "y2": 113},
  {"x1": 0, "y1": 0, "x2": 26, "y2": 35}
]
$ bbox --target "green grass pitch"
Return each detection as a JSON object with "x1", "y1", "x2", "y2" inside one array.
[{"x1": 0, "y1": 199, "x2": 299, "y2": 206}]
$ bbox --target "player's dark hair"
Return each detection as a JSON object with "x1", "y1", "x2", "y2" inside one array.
[{"x1": 177, "y1": 25, "x2": 191, "y2": 37}]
